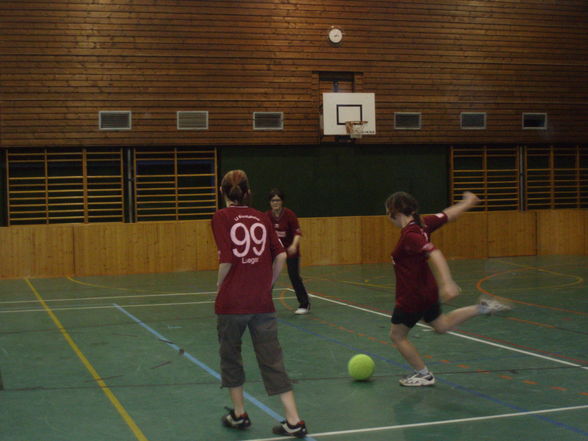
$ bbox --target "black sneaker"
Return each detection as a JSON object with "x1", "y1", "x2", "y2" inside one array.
[
  {"x1": 272, "y1": 420, "x2": 307, "y2": 438},
  {"x1": 221, "y1": 407, "x2": 251, "y2": 430}
]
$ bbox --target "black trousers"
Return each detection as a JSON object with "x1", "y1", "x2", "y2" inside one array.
[{"x1": 287, "y1": 256, "x2": 309, "y2": 308}]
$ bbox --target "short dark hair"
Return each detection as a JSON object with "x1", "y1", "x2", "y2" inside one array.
[{"x1": 268, "y1": 188, "x2": 285, "y2": 201}]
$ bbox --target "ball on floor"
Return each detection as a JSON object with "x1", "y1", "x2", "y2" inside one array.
[{"x1": 348, "y1": 354, "x2": 375, "y2": 381}]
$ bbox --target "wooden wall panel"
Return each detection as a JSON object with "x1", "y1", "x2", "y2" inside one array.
[
  {"x1": 1, "y1": 0, "x2": 587, "y2": 148},
  {"x1": 434, "y1": 212, "x2": 488, "y2": 259},
  {"x1": 487, "y1": 211, "x2": 537, "y2": 257},
  {"x1": 536, "y1": 209, "x2": 585, "y2": 255},
  {"x1": 1, "y1": 211, "x2": 587, "y2": 279},
  {"x1": 0, "y1": 224, "x2": 74, "y2": 278},
  {"x1": 73, "y1": 220, "x2": 216, "y2": 276},
  {"x1": 360, "y1": 215, "x2": 399, "y2": 264},
  {"x1": 299, "y1": 216, "x2": 361, "y2": 266}
]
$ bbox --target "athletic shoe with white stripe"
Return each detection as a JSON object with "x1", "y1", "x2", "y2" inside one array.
[
  {"x1": 272, "y1": 420, "x2": 308, "y2": 438},
  {"x1": 221, "y1": 407, "x2": 251, "y2": 430},
  {"x1": 399, "y1": 371, "x2": 436, "y2": 387}
]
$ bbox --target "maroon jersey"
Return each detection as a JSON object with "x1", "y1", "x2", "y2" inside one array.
[
  {"x1": 265, "y1": 207, "x2": 302, "y2": 257},
  {"x1": 391, "y1": 213, "x2": 448, "y2": 313},
  {"x1": 212, "y1": 205, "x2": 285, "y2": 314}
]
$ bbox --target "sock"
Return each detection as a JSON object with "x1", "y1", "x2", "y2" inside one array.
[{"x1": 417, "y1": 367, "x2": 430, "y2": 376}]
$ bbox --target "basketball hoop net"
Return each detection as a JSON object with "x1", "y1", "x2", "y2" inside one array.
[{"x1": 345, "y1": 121, "x2": 367, "y2": 139}]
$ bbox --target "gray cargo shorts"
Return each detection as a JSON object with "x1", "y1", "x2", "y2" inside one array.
[{"x1": 217, "y1": 312, "x2": 292, "y2": 396}]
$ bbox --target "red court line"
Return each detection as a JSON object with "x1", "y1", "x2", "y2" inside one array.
[{"x1": 476, "y1": 269, "x2": 588, "y2": 316}]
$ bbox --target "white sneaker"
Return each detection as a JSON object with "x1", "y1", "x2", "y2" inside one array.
[
  {"x1": 478, "y1": 296, "x2": 512, "y2": 315},
  {"x1": 399, "y1": 372, "x2": 436, "y2": 387},
  {"x1": 294, "y1": 307, "x2": 309, "y2": 315}
]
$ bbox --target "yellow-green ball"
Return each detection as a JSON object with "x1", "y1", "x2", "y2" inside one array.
[{"x1": 348, "y1": 354, "x2": 375, "y2": 381}]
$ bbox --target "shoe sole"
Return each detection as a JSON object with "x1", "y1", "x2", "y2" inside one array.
[{"x1": 399, "y1": 378, "x2": 436, "y2": 387}]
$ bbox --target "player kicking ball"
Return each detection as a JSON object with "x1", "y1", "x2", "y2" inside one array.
[{"x1": 385, "y1": 191, "x2": 511, "y2": 387}]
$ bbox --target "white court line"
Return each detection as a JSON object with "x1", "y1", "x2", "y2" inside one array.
[
  {"x1": 0, "y1": 295, "x2": 298, "y2": 314},
  {"x1": 243, "y1": 403, "x2": 588, "y2": 441},
  {"x1": 0, "y1": 291, "x2": 216, "y2": 305},
  {"x1": 0, "y1": 300, "x2": 215, "y2": 313},
  {"x1": 304, "y1": 290, "x2": 588, "y2": 370}
]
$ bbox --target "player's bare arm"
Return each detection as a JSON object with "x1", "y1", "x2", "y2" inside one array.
[
  {"x1": 427, "y1": 249, "x2": 461, "y2": 302},
  {"x1": 443, "y1": 191, "x2": 480, "y2": 222}
]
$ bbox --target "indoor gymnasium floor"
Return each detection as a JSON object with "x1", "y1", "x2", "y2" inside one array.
[{"x1": 1, "y1": 256, "x2": 587, "y2": 441}]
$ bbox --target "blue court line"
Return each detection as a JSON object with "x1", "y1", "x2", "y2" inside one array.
[
  {"x1": 278, "y1": 318, "x2": 588, "y2": 438},
  {"x1": 114, "y1": 304, "x2": 317, "y2": 441}
]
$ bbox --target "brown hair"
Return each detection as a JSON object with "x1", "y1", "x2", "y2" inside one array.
[
  {"x1": 385, "y1": 191, "x2": 424, "y2": 227},
  {"x1": 268, "y1": 188, "x2": 285, "y2": 202},
  {"x1": 220, "y1": 169, "x2": 250, "y2": 205}
]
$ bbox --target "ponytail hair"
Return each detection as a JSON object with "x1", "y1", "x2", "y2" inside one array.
[
  {"x1": 385, "y1": 191, "x2": 424, "y2": 228},
  {"x1": 220, "y1": 169, "x2": 250, "y2": 205}
]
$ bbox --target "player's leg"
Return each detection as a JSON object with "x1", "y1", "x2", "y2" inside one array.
[
  {"x1": 249, "y1": 313, "x2": 308, "y2": 436},
  {"x1": 249, "y1": 313, "x2": 293, "y2": 398},
  {"x1": 390, "y1": 308, "x2": 436, "y2": 386},
  {"x1": 218, "y1": 314, "x2": 251, "y2": 429},
  {"x1": 286, "y1": 256, "x2": 310, "y2": 313},
  {"x1": 430, "y1": 297, "x2": 511, "y2": 334},
  {"x1": 273, "y1": 390, "x2": 308, "y2": 438},
  {"x1": 389, "y1": 323, "x2": 425, "y2": 370},
  {"x1": 429, "y1": 305, "x2": 480, "y2": 334}
]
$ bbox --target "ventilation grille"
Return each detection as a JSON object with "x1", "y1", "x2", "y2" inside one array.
[
  {"x1": 253, "y1": 112, "x2": 283, "y2": 130},
  {"x1": 461, "y1": 112, "x2": 486, "y2": 129},
  {"x1": 99, "y1": 111, "x2": 132, "y2": 130},
  {"x1": 394, "y1": 112, "x2": 421, "y2": 130},
  {"x1": 177, "y1": 111, "x2": 208, "y2": 130},
  {"x1": 523, "y1": 113, "x2": 547, "y2": 129}
]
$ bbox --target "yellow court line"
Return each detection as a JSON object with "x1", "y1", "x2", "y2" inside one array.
[
  {"x1": 67, "y1": 276, "x2": 166, "y2": 293},
  {"x1": 24, "y1": 278, "x2": 150, "y2": 441}
]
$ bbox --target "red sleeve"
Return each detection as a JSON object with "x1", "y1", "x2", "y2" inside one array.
[
  {"x1": 423, "y1": 212, "x2": 448, "y2": 234},
  {"x1": 211, "y1": 211, "x2": 234, "y2": 264},
  {"x1": 289, "y1": 209, "x2": 302, "y2": 236}
]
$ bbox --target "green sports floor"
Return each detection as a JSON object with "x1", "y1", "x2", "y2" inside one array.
[{"x1": 1, "y1": 256, "x2": 587, "y2": 441}]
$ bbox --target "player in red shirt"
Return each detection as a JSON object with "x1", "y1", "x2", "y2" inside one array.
[
  {"x1": 212, "y1": 170, "x2": 307, "y2": 438},
  {"x1": 386, "y1": 191, "x2": 511, "y2": 387},
  {"x1": 266, "y1": 188, "x2": 310, "y2": 314}
]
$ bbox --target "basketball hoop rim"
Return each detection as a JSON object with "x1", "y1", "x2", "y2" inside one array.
[{"x1": 345, "y1": 120, "x2": 367, "y2": 138}]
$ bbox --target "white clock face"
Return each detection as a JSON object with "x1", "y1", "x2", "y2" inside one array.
[{"x1": 328, "y1": 28, "x2": 343, "y2": 44}]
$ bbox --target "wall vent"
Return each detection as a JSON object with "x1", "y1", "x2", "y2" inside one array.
[
  {"x1": 253, "y1": 112, "x2": 283, "y2": 130},
  {"x1": 99, "y1": 111, "x2": 132, "y2": 130},
  {"x1": 394, "y1": 112, "x2": 421, "y2": 130},
  {"x1": 522, "y1": 113, "x2": 547, "y2": 129},
  {"x1": 177, "y1": 111, "x2": 208, "y2": 130},
  {"x1": 461, "y1": 112, "x2": 486, "y2": 129}
]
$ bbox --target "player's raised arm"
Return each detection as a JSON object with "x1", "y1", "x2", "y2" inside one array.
[{"x1": 443, "y1": 191, "x2": 480, "y2": 222}]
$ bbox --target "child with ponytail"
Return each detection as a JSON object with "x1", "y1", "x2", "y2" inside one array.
[
  {"x1": 212, "y1": 170, "x2": 307, "y2": 437},
  {"x1": 385, "y1": 191, "x2": 511, "y2": 387}
]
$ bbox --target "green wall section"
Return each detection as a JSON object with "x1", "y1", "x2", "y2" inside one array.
[{"x1": 219, "y1": 144, "x2": 448, "y2": 217}]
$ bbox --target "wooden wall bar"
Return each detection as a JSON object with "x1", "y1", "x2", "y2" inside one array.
[
  {"x1": 0, "y1": 210, "x2": 586, "y2": 279},
  {"x1": 2, "y1": 0, "x2": 587, "y2": 148}
]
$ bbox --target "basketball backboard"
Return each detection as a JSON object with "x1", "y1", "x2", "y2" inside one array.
[{"x1": 322, "y1": 93, "x2": 376, "y2": 136}]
